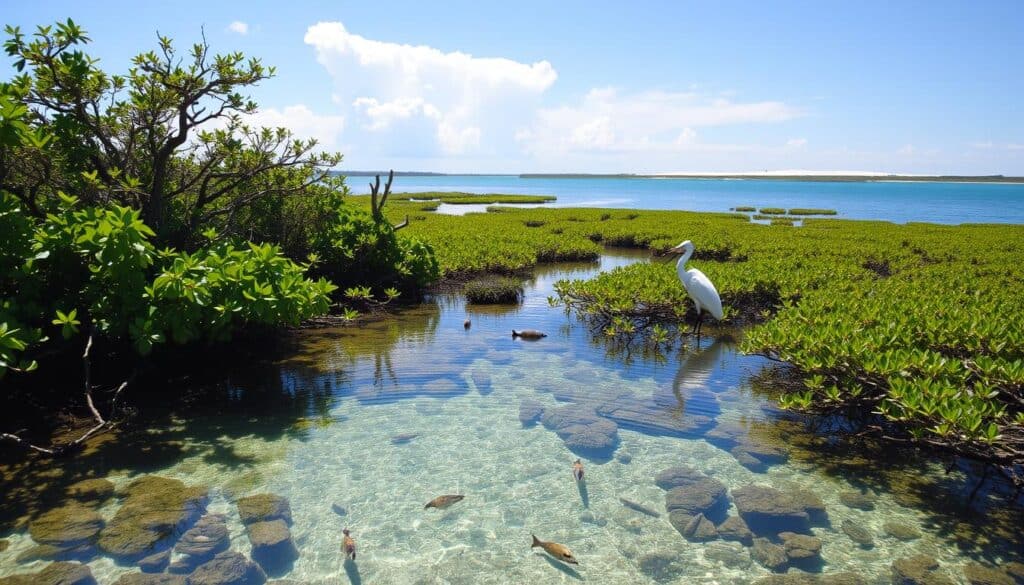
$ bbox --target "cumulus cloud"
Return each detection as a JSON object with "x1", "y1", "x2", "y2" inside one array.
[
  {"x1": 227, "y1": 21, "x2": 249, "y2": 35},
  {"x1": 304, "y1": 21, "x2": 556, "y2": 158},
  {"x1": 247, "y1": 104, "x2": 346, "y2": 151}
]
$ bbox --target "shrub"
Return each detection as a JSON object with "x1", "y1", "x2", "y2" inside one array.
[
  {"x1": 788, "y1": 208, "x2": 838, "y2": 215},
  {"x1": 758, "y1": 207, "x2": 786, "y2": 215},
  {"x1": 734, "y1": 206, "x2": 756, "y2": 212},
  {"x1": 464, "y1": 277, "x2": 523, "y2": 304}
]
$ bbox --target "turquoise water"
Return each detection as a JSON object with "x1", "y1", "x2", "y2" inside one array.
[
  {"x1": 352, "y1": 175, "x2": 1024, "y2": 224},
  {"x1": 1, "y1": 252, "x2": 1021, "y2": 584}
]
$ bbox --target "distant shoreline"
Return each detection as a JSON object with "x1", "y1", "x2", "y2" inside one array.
[{"x1": 337, "y1": 171, "x2": 1024, "y2": 184}]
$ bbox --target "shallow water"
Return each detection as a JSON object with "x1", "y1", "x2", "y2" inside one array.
[
  {"x1": 1, "y1": 251, "x2": 1022, "y2": 584},
  {"x1": 353, "y1": 174, "x2": 1024, "y2": 224}
]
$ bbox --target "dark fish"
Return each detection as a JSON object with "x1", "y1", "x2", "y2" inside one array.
[
  {"x1": 464, "y1": 319, "x2": 471, "y2": 329},
  {"x1": 425, "y1": 494, "x2": 465, "y2": 509},
  {"x1": 332, "y1": 503, "x2": 347, "y2": 516},
  {"x1": 619, "y1": 497, "x2": 661, "y2": 518},
  {"x1": 391, "y1": 433, "x2": 419, "y2": 445},
  {"x1": 512, "y1": 329, "x2": 547, "y2": 340}
]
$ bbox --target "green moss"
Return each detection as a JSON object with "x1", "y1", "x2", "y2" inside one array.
[{"x1": 464, "y1": 277, "x2": 524, "y2": 304}]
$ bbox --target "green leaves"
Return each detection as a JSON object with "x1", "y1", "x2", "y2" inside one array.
[{"x1": 51, "y1": 308, "x2": 80, "y2": 339}]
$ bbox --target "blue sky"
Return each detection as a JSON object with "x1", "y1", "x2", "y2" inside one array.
[{"x1": 5, "y1": 1, "x2": 1023, "y2": 174}]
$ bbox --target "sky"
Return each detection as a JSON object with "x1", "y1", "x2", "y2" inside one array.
[{"x1": 4, "y1": 1, "x2": 1023, "y2": 174}]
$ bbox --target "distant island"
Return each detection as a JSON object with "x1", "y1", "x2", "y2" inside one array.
[{"x1": 335, "y1": 170, "x2": 1024, "y2": 183}]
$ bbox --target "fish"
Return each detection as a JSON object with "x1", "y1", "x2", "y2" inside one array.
[
  {"x1": 464, "y1": 319, "x2": 471, "y2": 329},
  {"x1": 331, "y1": 503, "x2": 348, "y2": 516},
  {"x1": 531, "y1": 534, "x2": 578, "y2": 565},
  {"x1": 391, "y1": 433, "x2": 419, "y2": 444},
  {"x1": 512, "y1": 329, "x2": 547, "y2": 340},
  {"x1": 572, "y1": 459, "x2": 584, "y2": 482},
  {"x1": 619, "y1": 497, "x2": 661, "y2": 518},
  {"x1": 424, "y1": 495, "x2": 465, "y2": 509},
  {"x1": 342, "y1": 528, "x2": 356, "y2": 560}
]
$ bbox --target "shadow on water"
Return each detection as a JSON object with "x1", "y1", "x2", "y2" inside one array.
[
  {"x1": 539, "y1": 554, "x2": 583, "y2": 580},
  {"x1": 576, "y1": 479, "x2": 589, "y2": 509},
  {"x1": 344, "y1": 558, "x2": 362, "y2": 585}
]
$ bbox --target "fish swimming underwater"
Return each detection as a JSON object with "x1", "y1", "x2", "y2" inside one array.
[
  {"x1": 572, "y1": 459, "x2": 584, "y2": 482},
  {"x1": 464, "y1": 319, "x2": 471, "y2": 329},
  {"x1": 531, "y1": 534, "x2": 578, "y2": 565},
  {"x1": 342, "y1": 528, "x2": 356, "y2": 560},
  {"x1": 512, "y1": 329, "x2": 547, "y2": 340},
  {"x1": 424, "y1": 494, "x2": 465, "y2": 509}
]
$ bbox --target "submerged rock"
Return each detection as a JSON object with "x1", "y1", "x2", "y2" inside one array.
[
  {"x1": 676, "y1": 512, "x2": 719, "y2": 542},
  {"x1": 0, "y1": 561, "x2": 96, "y2": 585},
  {"x1": 28, "y1": 504, "x2": 104, "y2": 547},
  {"x1": 237, "y1": 494, "x2": 292, "y2": 526},
  {"x1": 518, "y1": 399, "x2": 545, "y2": 427},
  {"x1": 175, "y1": 514, "x2": 230, "y2": 559},
  {"x1": 16, "y1": 543, "x2": 96, "y2": 563},
  {"x1": 779, "y1": 531, "x2": 823, "y2": 561},
  {"x1": 703, "y1": 541, "x2": 751, "y2": 569},
  {"x1": 65, "y1": 478, "x2": 115, "y2": 504},
  {"x1": 97, "y1": 475, "x2": 208, "y2": 562},
  {"x1": 113, "y1": 575, "x2": 186, "y2": 585},
  {"x1": 731, "y1": 485, "x2": 810, "y2": 535},
  {"x1": 541, "y1": 406, "x2": 619, "y2": 457},
  {"x1": 664, "y1": 479, "x2": 729, "y2": 520},
  {"x1": 637, "y1": 551, "x2": 688, "y2": 583},
  {"x1": 883, "y1": 522, "x2": 922, "y2": 542},
  {"x1": 751, "y1": 537, "x2": 788, "y2": 572},
  {"x1": 138, "y1": 548, "x2": 172, "y2": 573},
  {"x1": 716, "y1": 515, "x2": 754, "y2": 545},
  {"x1": 247, "y1": 519, "x2": 299, "y2": 575},
  {"x1": 596, "y1": 396, "x2": 713, "y2": 438},
  {"x1": 962, "y1": 562, "x2": 1017, "y2": 585},
  {"x1": 654, "y1": 466, "x2": 710, "y2": 490},
  {"x1": 188, "y1": 551, "x2": 267, "y2": 585},
  {"x1": 839, "y1": 490, "x2": 877, "y2": 511},
  {"x1": 0, "y1": 539, "x2": 7, "y2": 552},
  {"x1": 892, "y1": 554, "x2": 954, "y2": 585},
  {"x1": 754, "y1": 575, "x2": 865, "y2": 585},
  {"x1": 841, "y1": 520, "x2": 874, "y2": 548}
]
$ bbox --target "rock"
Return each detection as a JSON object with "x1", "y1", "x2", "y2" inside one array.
[
  {"x1": 676, "y1": 512, "x2": 719, "y2": 542},
  {"x1": 471, "y1": 371, "x2": 492, "y2": 394},
  {"x1": 187, "y1": 551, "x2": 267, "y2": 585},
  {"x1": 730, "y1": 447, "x2": 768, "y2": 472},
  {"x1": 892, "y1": 554, "x2": 955, "y2": 585},
  {"x1": 113, "y1": 575, "x2": 187, "y2": 585},
  {"x1": 751, "y1": 537, "x2": 789, "y2": 572},
  {"x1": 0, "y1": 561, "x2": 96, "y2": 585},
  {"x1": 637, "y1": 551, "x2": 687, "y2": 583},
  {"x1": 790, "y1": 487, "x2": 828, "y2": 522},
  {"x1": 236, "y1": 494, "x2": 292, "y2": 526},
  {"x1": 28, "y1": 504, "x2": 105, "y2": 547},
  {"x1": 597, "y1": 396, "x2": 713, "y2": 438},
  {"x1": 962, "y1": 563, "x2": 1016, "y2": 585},
  {"x1": 883, "y1": 522, "x2": 921, "y2": 541},
  {"x1": 0, "y1": 539, "x2": 7, "y2": 552},
  {"x1": 731, "y1": 485, "x2": 810, "y2": 535},
  {"x1": 664, "y1": 478, "x2": 729, "y2": 520},
  {"x1": 839, "y1": 490, "x2": 877, "y2": 511},
  {"x1": 541, "y1": 406, "x2": 619, "y2": 456},
  {"x1": 841, "y1": 519, "x2": 874, "y2": 548},
  {"x1": 65, "y1": 479, "x2": 115, "y2": 504},
  {"x1": 754, "y1": 575, "x2": 866, "y2": 585},
  {"x1": 616, "y1": 451, "x2": 633, "y2": 464},
  {"x1": 703, "y1": 541, "x2": 751, "y2": 569},
  {"x1": 138, "y1": 548, "x2": 172, "y2": 573},
  {"x1": 16, "y1": 543, "x2": 96, "y2": 563},
  {"x1": 1004, "y1": 563, "x2": 1024, "y2": 583},
  {"x1": 717, "y1": 515, "x2": 754, "y2": 545},
  {"x1": 518, "y1": 399, "x2": 544, "y2": 427},
  {"x1": 654, "y1": 466, "x2": 710, "y2": 490},
  {"x1": 779, "y1": 531, "x2": 822, "y2": 561},
  {"x1": 247, "y1": 519, "x2": 299, "y2": 575},
  {"x1": 97, "y1": 475, "x2": 208, "y2": 562},
  {"x1": 175, "y1": 514, "x2": 229, "y2": 559}
]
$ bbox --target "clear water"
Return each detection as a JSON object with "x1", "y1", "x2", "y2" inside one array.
[
  {"x1": 1, "y1": 251, "x2": 1021, "y2": 584},
  {"x1": 352, "y1": 175, "x2": 1024, "y2": 224}
]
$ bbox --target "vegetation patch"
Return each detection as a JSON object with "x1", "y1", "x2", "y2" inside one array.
[
  {"x1": 386, "y1": 191, "x2": 556, "y2": 204},
  {"x1": 734, "y1": 206, "x2": 757, "y2": 212},
  {"x1": 788, "y1": 208, "x2": 838, "y2": 216},
  {"x1": 463, "y1": 277, "x2": 524, "y2": 304},
  {"x1": 758, "y1": 208, "x2": 787, "y2": 215},
  {"x1": 770, "y1": 218, "x2": 795, "y2": 226}
]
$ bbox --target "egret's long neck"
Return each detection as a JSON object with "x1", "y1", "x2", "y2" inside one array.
[{"x1": 675, "y1": 247, "x2": 693, "y2": 271}]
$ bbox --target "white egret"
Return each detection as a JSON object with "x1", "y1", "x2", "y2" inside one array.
[{"x1": 667, "y1": 240, "x2": 723, "y2": 336}]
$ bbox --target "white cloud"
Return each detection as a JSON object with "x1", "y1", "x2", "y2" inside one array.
[
  {"x1": 247, "y1": 104, "x2": 346, "y2": 151},
  {"x1": 304, "y1": 21, "x2": 556, "y2": 158},
  {"x1": 786, "y1": 138, "x2": 808, "y2": 148},
  {"x1": 898, "y1": 144, "x2": 915, "y2": 155},
  {"x1": 227, "y1": 21, "x2": 249, "y2": 35}
]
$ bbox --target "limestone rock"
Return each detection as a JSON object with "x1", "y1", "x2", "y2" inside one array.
[
  {"x1": 962, "y1": 563, "x2": 1016, "y2": 585},
  {"x1": 731, "y1": 485, "x2": 810, "y2": 535},
  {"x1": 670, "y1": 512, "x2": 718, "y2": 542},
  {"x1": 637, "y1": 551, "x2": 687, "y2": 583},
  {"x1": 236, "y1": 494, "x2": 292, "y2": 526},
  {"x1": 717, "y1": 515, "x2": 754, "y2": 545},
  {"x1": 97, "y1": 476, "x2": 208, "y2": 561},
  {"x1": 703, "y1": 541, "x2": 751, "y2": 569},
  {"x1": 751, "y1": 537, "x2": 788, "y2": 572},
  {"x1": 138, "y1": 548, "x2": 172, "y2": 573},
  {"x1": 883, "y1": 522, "x2": 921, "y2": 541},
  {"x1": 841, "y1": 520, "x2": 874, "y2": 548},
  {"x1": 518, "y1": 399, "x2": 544, "y2": 427},
  {"x1": 541, "y1": 406, "x2": 619, "y2": 456},
  {"x1": 247, "y1": 519, "x2": 299, "y2": 575},
  {"x1": 65, "y1": 479, "x2": 115, "y2": 504},
  {"x1": 16, "y1": 543, "x2": 96, "y2": 563},
  {"x1": 187, "y1": 551, "x2": 267, "y2": 585},
  {"x1": 0, "y1": 539, "x2": 7, "y2": 552},
  {"x1": 0, "y1": 561, "x2": 96, "y2": 585},
  {"x1": 113, "y1": 575, "x2": 187, "y2": 585},
  {"x1": 892, "y1": 554, "x2": 955, "y2": 585},
  {"x1": 175, "y1": 514, "x2": 230, "y2": 559},
  {"x1": 654, "y1": 466, "x2": 711, "y2": 490},
  {"x1": 29, "y1": 504, "x2": 104, "y2": 547},
  {"x1": 779, "y1": 531, "x2": 822, "y2": 561},
  {"x1": 664, "y1": 478, "x2": 729, "y2": 520},
  {"x1": 839, "y1": 490, "x2": 877, "y2": 511}
]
